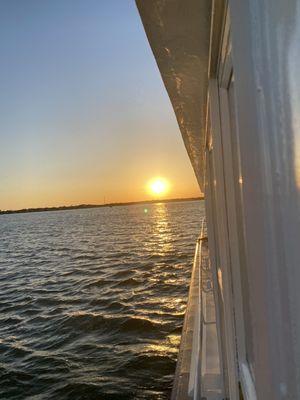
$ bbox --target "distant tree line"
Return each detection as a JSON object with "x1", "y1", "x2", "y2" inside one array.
[{"x1": 0, "y1": 197, "x2": 203, "y2": 216}]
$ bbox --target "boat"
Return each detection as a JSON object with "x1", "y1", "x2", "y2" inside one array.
[{"x1": 136, "y1": 1, "x2": 300, "y2": 399}]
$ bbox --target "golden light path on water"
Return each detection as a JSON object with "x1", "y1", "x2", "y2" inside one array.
[{"x1": 137, "y1": 203, "x2": 186, "y2": 359}]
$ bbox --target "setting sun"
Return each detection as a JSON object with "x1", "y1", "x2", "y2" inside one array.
[{"x1": 148, "y1": 178, "x2": 170, "y2": 196}]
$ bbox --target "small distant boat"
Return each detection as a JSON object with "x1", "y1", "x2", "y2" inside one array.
[{"x1": 137, "y1": 1, "x2": 300, "y2": 399}]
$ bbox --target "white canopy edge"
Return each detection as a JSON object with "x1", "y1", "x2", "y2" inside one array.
[{"x1": 136, "y1": 0, "x2": 212, "y2": 194}]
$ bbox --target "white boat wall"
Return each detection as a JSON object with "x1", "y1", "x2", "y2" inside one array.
[{"x1": 136, "y1": 1, "x2": 300, "y2": 399}]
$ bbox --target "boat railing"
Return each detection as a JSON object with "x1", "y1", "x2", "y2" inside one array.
[{"x1": 171, "y1": 218, "x2": 223, "y2": 400}]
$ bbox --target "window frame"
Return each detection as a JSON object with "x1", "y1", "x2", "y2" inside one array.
[{"x1": 215, "y1": 8, "x2": 257, "y2": 400}]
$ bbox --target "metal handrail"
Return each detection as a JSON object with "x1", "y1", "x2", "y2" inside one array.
[{"x1": 188, "y1": 220, "x2": 206, "y2": 399}]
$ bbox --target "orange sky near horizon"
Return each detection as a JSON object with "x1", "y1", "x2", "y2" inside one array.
[
  {"x1": 0, "y1": 1, "x2": 200, "y2": 211},
  {"x1": 0, "y1": 139, "x2": 200, "y2": 209}
]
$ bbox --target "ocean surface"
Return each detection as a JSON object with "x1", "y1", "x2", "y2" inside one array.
[{"x1": 0, "y1": 200, "x2": 204, "y2": 400}]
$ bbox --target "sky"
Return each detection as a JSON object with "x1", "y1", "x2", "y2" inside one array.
[{"x1": 0, "y1": 0, "x2": 200, "y2": 210}]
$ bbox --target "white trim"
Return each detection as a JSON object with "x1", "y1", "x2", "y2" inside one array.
[
  {"x1": 212, "y1": 7, "x2": 258, "y2": 399},
  {"x1": 204, "y1": 145, "x2": 227, "y2": 398},
  {"x1": 240, "y1": 363, "x2": 257, "y2": 400},
  {"x1": 209, "y1": 78, "x2": 239, "y2": 400}
]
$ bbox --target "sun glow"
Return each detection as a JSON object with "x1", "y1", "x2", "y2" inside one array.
[{"x1": 148, "y1": 178, "x2": 169, "y2": 196}]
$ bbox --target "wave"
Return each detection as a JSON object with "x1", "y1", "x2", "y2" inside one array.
[
  {"x1": 0, "y1": 200, "x2": 204, "y2": 399},
  {"x1": 59, "y1": 312, "x2": 166, "y2": 338}
]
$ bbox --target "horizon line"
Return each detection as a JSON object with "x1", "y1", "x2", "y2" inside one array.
[{"x1": 0, "y1": 196, "x2": 204, "y2": 216}]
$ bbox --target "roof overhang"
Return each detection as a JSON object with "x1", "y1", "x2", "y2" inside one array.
[{"x1": 136, "y1": 0, "x2": 212, "y2": 194}]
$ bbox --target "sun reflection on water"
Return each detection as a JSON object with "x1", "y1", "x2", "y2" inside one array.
[{"x1": 143, "y1": 203, "x2": 175, "y2": 256}]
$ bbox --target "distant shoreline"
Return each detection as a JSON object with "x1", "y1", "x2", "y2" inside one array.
[{"x1": 0, "y1": 196, "x2": 204, "y2": 216}]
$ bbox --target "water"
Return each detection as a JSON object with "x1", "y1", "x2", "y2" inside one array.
[{"x1": 0, "y1": 200, "x2": 204, "y2": 400}]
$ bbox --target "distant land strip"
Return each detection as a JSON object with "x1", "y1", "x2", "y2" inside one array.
[{"x1": 0, "y1": 197, "x2": 204, "y2": 215}]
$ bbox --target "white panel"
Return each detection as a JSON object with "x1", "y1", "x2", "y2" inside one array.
[
  {"x1": 229, "y1": 0, "x2": 300, "y2": 398},
  {"x1": 209, "y1": 79, "x2": 239, "y2": 400}
]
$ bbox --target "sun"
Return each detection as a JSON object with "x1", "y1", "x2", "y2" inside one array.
[{"x1": 148, "y1": 177, "x2": 169, "y2": 196}]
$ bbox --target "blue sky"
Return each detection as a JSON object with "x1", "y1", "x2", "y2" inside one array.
[{"x1": 0, "y1": 0, "x2": 199, "y2": 209}]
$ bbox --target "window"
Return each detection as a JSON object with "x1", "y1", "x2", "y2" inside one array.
[{"x1": 227, "y1": 75, "x2": 254, "y2": 373}]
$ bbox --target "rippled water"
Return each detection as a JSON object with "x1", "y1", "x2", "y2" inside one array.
[{"x1": 0, "y1": 200, "x2": 204, "y2": 400}]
